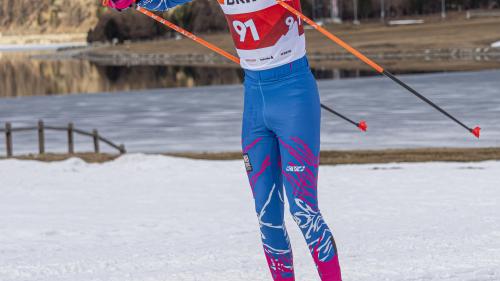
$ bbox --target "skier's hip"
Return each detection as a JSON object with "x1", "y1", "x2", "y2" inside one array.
[{"x1": 243, "y1": 55, "x2": 311, "y2": 83}]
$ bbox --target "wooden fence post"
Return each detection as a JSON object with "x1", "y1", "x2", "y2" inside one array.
[
  {"x1": 5, "y1": 123, "x2": 13, "y2": 158},
  {"x1": 38, "y1": 120, "x2": 45, "y2": 154},
  {"x1": 67, "y1": 123, "x2": 74, "y2": 154},
  {"x1": 93, "y1": 129, "x2": 100, "y2": 153}
]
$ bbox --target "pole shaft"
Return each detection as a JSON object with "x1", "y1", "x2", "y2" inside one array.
[
  {"x1": 321, "y1": 104, "x2": 358, "y2": 127},
  {"x1": 136, "y1": 7, "x2": 240, "y2": 64},
  {"x1": 383, "y1": 71, "x2": 471, "y2": 131},
  {"x1": 278, "y1": 0, "x2": 475, "y2": 134},
  {"x1": 278, "y1": 1, "x2": 383, "y2": 73},
  {"x1": 136, "y1": 6, "x2": 364, "y2": 130}
]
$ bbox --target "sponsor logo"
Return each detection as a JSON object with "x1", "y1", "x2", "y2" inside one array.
[
  {"x1": 259, "y1": 55, "x2": 274, "y2": 61},
  {"x1": 243, "y1": 154, "x2": 253, "y2": 172},
  {"x1": 221, "y1": 0, "x2": 257, "y2": 5},
  {"x1": 286, "y1": 165, "x2": 305, "y2": 172},
  {"x1": 280, "y1": 50, "x2": 292, "y2": 56}
]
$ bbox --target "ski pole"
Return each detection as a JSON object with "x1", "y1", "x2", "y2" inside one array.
[
  {"x1": 136, "y1": 6, "x2": 367, "y2": 132},
  {"x1": 137, "y1": 7, "x2": 239, "y2": 64},
  {"x1": 277, "y1": 0, "x2": 480, "y2": 138},
  {"x1": 321, "y1": 104, "x2": 367, "y2": 131}
]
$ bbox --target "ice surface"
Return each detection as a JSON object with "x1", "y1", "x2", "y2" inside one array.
[
  {"x1": 0, "y1": 155, "x2": 499, "y2": 281},
  {"x1": 0, "y1": 70, "x2": 499, "y2": 154},
  {"x1": 0, "y1": 42, "x2": 87, "y2": 52}
]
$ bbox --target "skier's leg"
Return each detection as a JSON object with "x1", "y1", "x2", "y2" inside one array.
[
  {"x1": 263, "y1": 64, "x2": 342, "y2": 281},
  {"x1": 279, "y1": 134, "x2": 342, "y2": 281},
  {"x1": 242, "y1": 79, "x2": 295, "y2": 281}
]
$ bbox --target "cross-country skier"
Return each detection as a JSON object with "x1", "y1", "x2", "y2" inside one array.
[{"x1": 106, "y1": 0, "x2": 343, "y2": 280}]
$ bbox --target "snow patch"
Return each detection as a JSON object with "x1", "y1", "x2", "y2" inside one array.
[
  {"x1": 491, "y1": 41, "x2": 500, "y2": 48},
  {"x1": 1, "y1": 155, "x2": 499, "y2": 281}
]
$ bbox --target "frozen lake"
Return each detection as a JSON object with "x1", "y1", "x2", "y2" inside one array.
[{"x1": 0, "y1": 70, "x2": 498, "y2": 155}]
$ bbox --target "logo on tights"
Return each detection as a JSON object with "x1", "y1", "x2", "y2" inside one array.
[
  {"x1": 243, "y1": 154, "x2": 253, "y2": 172},
  {"x1": 286, "y1": 165, "x2": 305, "y2": 172}
]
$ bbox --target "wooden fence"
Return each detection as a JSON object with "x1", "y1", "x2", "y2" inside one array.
[{"x1": 0, "y1": 120, "x2": 126, "y2": 157}]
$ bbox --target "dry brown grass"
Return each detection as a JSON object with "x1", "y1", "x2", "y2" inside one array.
[
  {"x1": 1, "y1": 153, "x2": 120, "y2": 163},
  {"x1": 170, "y1": 148, "x2": 500, "y2": 165},
  {"x1": 318, "y1": 147, "x2": 500, "y2": 165},
  {"x1": 3, "y1": 148, "x2": 499, "y2": 165}
]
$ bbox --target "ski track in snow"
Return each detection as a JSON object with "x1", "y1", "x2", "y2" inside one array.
[{"x1": 0, "y1": 155, "x2": 499, "y2": 281}]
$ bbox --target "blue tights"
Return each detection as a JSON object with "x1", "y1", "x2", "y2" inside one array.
[{"x1": 241, "y1": 56, "x2": 342, "y2": 281}]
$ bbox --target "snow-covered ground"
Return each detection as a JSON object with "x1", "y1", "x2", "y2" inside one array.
[
  {"x1": 491, "y1": 41, "x2": 500, "y2": 48},
  {"x1": 0, "y1": 155, "x2": 499, "y2": 281}
]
